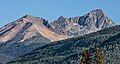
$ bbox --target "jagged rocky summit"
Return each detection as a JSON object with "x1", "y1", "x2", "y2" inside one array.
[{"x1": 0, "y1": 9, "x2": 116, "y2": 64}]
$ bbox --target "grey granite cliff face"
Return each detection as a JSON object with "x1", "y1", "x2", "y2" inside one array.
[{"x1": 50, "y1": 9, "x2": 116, "y2": 36}]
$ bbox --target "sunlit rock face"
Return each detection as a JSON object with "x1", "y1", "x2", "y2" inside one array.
[
  {"x1": 0, "y1": 9, "x2": 116, "y2": 43},
  {"x1": 0, "y1": 14, "x2": 66, "y2": 43},
  {"x1": 50, "y1": 9, "x2": 116, "y2": 36},
  {"x1": 0, "y1": 14, "x2": 67, "y2": 64}
]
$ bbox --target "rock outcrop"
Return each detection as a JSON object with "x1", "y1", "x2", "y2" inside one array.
[{"x1": 50, "y1": 9, "x2": 116, "y2": 36}]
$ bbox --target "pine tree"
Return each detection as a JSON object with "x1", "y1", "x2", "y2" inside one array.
[
  {"x1": 81, "y1": 49, "x2": 90, "y2": 64},
  {"x1": 94, "y1": 48, "x2": 105, "y2": 64}
]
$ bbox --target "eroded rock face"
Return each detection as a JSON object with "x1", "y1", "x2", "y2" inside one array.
[
  {"x1": 0, "y1": 15, "x2": 67, "y2": 64},
  {"x1": 50, "y1": 9, "x2": 116, "y2": 36},
  {"x1": 0, "y1": 14, "x2": 66, "y2": 43},
  {"x1": 0, "y1": 9, "x2": 116, "y2": 43}
]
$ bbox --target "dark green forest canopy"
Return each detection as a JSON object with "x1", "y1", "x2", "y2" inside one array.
[{"x1": 8, "y1": 25, "x2": 120, "y2": 64}]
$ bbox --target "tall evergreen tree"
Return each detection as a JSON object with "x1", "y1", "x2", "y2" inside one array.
[
  {"x1": 94, "y1": 48, "x2": 105, "y2": 64},
  {"x1": 81, "y1": 49, "x2": 90, "y2": 64}
]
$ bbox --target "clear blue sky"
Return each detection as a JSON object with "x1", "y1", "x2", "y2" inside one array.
[{"x1": 0, "y1": 0, "x2": 120, "y2": 27}]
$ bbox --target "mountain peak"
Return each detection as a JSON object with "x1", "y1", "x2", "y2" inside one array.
[
  {"x1": 20, "y1": 14, "x2": 47, "y2": 24},
  {"x1": 58, "y1": 16, "x2": 65, "y2": 20},
  {"x1": 86, "y1": 9, "x2": 104, "y2": 16},
  {"x1": 92, "y1": 9, "x2": 103, "y2": 12},
  {"x1": 22, "y1": 14, "x2": 35, "y2": 18},
  {"x1": 51, "y1": 9, "x2": 116, "y2": 36}
]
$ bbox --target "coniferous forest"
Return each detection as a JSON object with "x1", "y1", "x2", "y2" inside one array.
[{"x1": 8, "y1": 25, "x2": 120, "y2": 64}]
